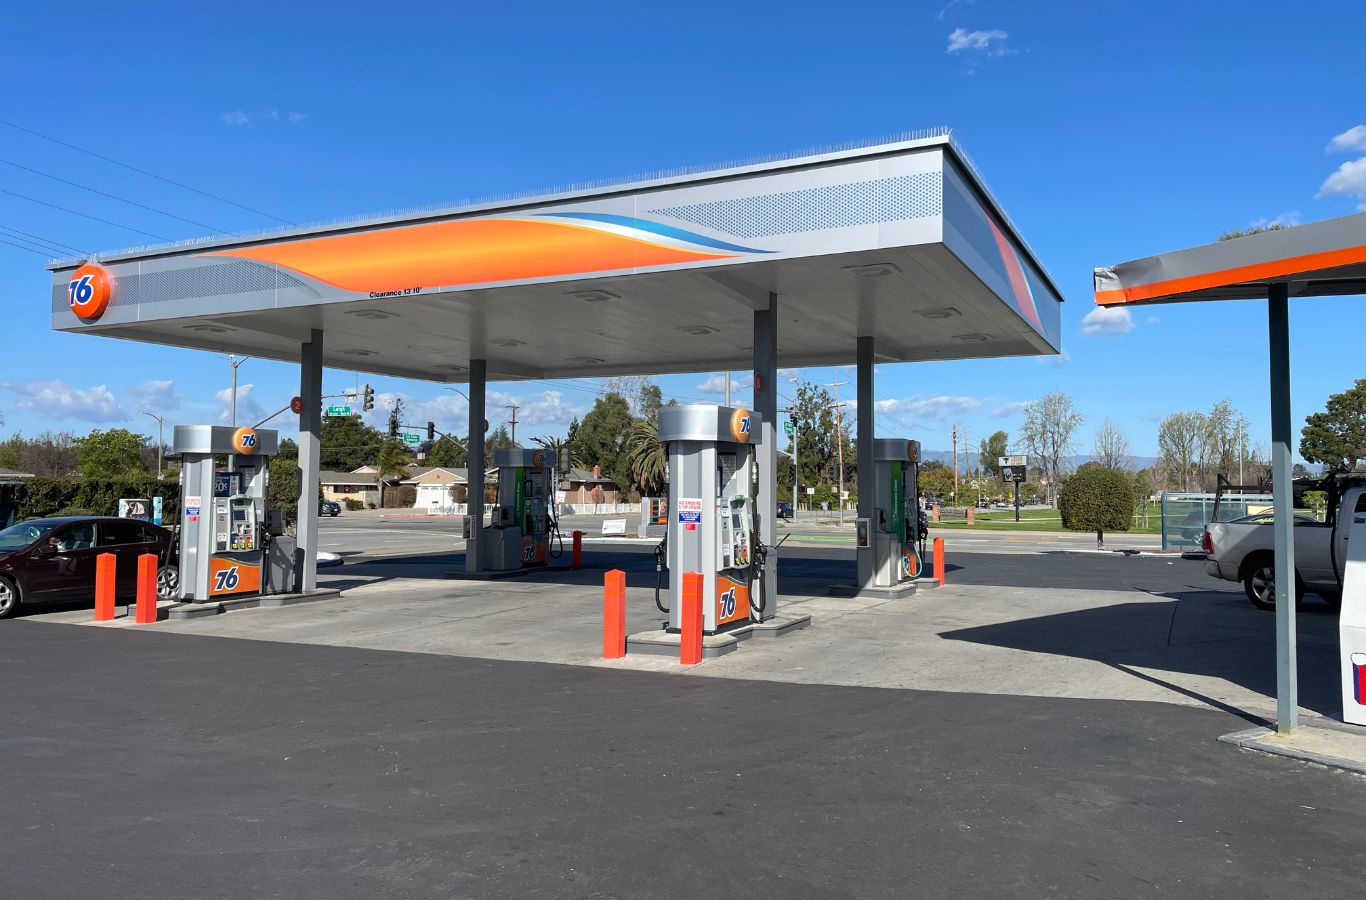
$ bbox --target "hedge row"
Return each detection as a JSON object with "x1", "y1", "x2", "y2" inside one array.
[{"x1": 10, "y1": 477, "x2": 181, "y2": 521}]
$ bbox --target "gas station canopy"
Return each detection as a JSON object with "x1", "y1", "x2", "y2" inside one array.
[
  {"x1": 1094, "y1": 211, "x2": 1366, "y2": 307},
  {"x1": 48, "y1": 131, "x2": 1063, "y2": 380}
]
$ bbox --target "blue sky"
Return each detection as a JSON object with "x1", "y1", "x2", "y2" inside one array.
[{"x1": 2, "y1": 1, "x2": 1364, "y2": 461}]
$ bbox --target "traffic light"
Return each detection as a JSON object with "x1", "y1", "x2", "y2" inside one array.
[
  {"x1": 388, "y1": 411, "x2": 399, "y2": 438},
  {"x1": 362, "y1": 384, "x2": 375, "y2": 412},
  {"x1": 427, "y1": 421, "x2": 436, "y2": 442}
]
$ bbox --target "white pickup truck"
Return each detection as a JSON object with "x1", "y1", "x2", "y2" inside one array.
[{"x1": 1204, "y1": 479, "x2": 1366, "y2": 610}]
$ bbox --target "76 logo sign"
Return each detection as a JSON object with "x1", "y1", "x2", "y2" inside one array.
[{"x1": 213, "y1": 566, "x2": 240, "y2": 593}]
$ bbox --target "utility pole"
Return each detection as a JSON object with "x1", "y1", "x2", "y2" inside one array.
[
  {"x1": 1238, "y1": 419, "x2": 1245, "y2": 484},
  {"x1": 506, "y1": 404, "x2": 520, "y2": 445},
  {"x1": 143, "y1": 411, "x2": 165, "y2": 480},
  {"x1": 228, "y1": 354, "x2": 251, "y2": 426},
  {"x1": 829, "y1": 371, "x2": 848, "y2": 525},
  {"x1": 952, "y1": 423, "x2": 959, "y2": 508},
  {"x1": 724, "y1": 371, "x2": 731, "y2": 407}
]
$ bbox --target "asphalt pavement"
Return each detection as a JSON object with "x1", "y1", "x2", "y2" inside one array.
[{"x1": 4, "y1": 621, "x2": 1365, "y2": 899}]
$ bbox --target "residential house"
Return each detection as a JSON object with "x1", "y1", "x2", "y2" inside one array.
[{"x1": 320, "y1": 470, "x2": 379, "y2": 508}]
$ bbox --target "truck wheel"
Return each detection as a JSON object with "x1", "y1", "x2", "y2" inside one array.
[{"x1": 1242, "y1": 555, "x2": 1303, "y2": 611}]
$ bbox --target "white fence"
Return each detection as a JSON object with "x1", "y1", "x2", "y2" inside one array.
[{"x1": 559, "y1": 502, "x2": 640, "y2": 516}]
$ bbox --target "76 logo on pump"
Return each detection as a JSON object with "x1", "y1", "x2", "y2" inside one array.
[{"x1": 208, "y1": 557, "x2": 261, "y2": 597}]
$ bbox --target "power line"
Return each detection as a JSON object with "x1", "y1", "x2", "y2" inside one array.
[
  {"x1": 0, "y1": 187, "x2": 170, "y2": 241},
  {"x1": 0, "y1": 229, "x2": 70, "y2": 258},
  {"x1": 0, "y1": 223, "x2": 86, "y2": 255},
  {"x1": 0, "y1": 118, "x2": 295, "y2": 226},
  {"x1": 0, "y1": 156, "x2": 229, "y2": 234},
  {"x1": 0, "y1": 236, "x2": 49, "y2": 256}
]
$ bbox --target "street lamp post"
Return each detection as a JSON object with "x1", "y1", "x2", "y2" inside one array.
[
  {"x1": 229, "y1": 354, "x2": 251, "y2": 426},
  {"x1": 143, "y1": 411, "x2": 165, "y2": 480}
]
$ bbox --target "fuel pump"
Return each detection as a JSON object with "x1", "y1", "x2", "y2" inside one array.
[
  {"x1": 659, "y1": 404, "x2": 766, "y2": 634},
  {"x1": 173, "y1": 425, "x2": 282, "y2": 601},
  {"x1": 483, "y1": 448, "x2": 560, "y2": 571},
  {"x1": 872, "y1": 439, "x2": 925, "y2": 588}
]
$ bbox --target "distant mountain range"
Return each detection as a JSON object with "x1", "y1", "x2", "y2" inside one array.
[{"x1": 918, "y1": 449, "x2": 1160, "y2": 472}]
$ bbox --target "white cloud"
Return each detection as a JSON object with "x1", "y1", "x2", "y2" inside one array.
[
  {"x1": 214, "y1": 383, "x2": 264, "y2": 424},
  {"x1": 488, "y1": 390, "x2": 586, "y2": 427},
  {"x1": 288, "y1": 112, "x2": 308, "y2": 124},
  {"x1": 698, "y1": 373, "x2": 753, "y2": 395},
  {"x1": 937, "y1": 0, "x2": 974, "y2": 20},
  {"x1": 1146, "y1": 315, "x2": 1161, "y2": 325},
  {"x1": 947, "y1": 27, "x2": 1009, "y2": 55},
  {"x1": 220, "y1": 110, "x2": 250, "y2": 126},
  {"x1": 876, "y1": 395, "x2": 984, "y2": 425},
  {"x1": 1326, "y1": 125, "x2": 1366, "y2": 154},
  {"x1": 992, "y1": 401, "x2": 1030, "y2": 418},
  {"x1": 1080, "y1": 306, "x2": 1134, "y2": 336},
  {"x1": 125, "y1": 379, "x2": 181, "y2": 412},
  {"x1": 4, "y1": 379, "x2": 125, "y2": 422},
  {"x1": 1317, "y1": 156, "x2": 1366, "y2": 207}
]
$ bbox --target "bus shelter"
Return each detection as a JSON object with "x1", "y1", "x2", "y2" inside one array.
[
  {"x1": 1095, "y1": 212, "x2": 1366, "y2": 733},
  {"x1": 47, "y1": 130, "x2": 1064, "y2": 614}
]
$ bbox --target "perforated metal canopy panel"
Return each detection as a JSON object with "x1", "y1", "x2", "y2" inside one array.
[{"x1": 49, "y1": 133, "x2": 1064, "y2": 381}]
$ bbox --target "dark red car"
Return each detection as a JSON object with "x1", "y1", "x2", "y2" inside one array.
[{"x1": 0, "y1": 516, "x2": 178, "y2": 618}]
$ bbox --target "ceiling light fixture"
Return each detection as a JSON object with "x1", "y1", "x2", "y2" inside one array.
[
  {"x1": 345, "y1": 309, "x2": 399, "y2": 321},
  {"x1": 569, "y1": 356, "x2": 604, "y2": 365},
  {"x1": 184, "y1": 324, "x2": 231, "y2": 334},
  {"x1": 342, "y1": 348, "x2": 377, "y2": 357},
  {"x1": 919, "y1": 307, "x2": 961, "y2": 319},
  {"x1": 676, "y1": 324, "x2": 717, "y2": 335},
  {"x1": 494, "y1": 339, "x2": 526, "y2": 348},
  {"x1": 953, "y1": 333, "x2": 990, "y2": 343},
  {"x1": 568, "y1": 289, "x2": 619, "y2": 303},
  {"x1": 845, "y1": 262, "x2": 901, "y2": 278}
]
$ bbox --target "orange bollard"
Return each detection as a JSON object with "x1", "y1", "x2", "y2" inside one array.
[
  {"x1": 603, "y1": 569, "x2": 626, "y2": 659},
  {"x1": 933, "y1": 536, "x2": 946, "y2": 586},
  {"x1": 680, "y1": 571, "x2": 703, "y2": 665},
  {"x1": 136, "y1": 553, "x2": 158, "y2": 624},
  {"x1": 572, "y1": 530, "x2": 583, "y2": 570},
  {"x1": 94, "y1": 552, "x2": 116, "y2": 621}
]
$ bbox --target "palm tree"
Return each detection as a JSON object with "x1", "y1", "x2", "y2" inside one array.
[
  {"x1": 532, "y1": 435, "x2": 577, "y2": 471},
  {"x1": 627, "y1": 418, "x2": 668, "y2": 495},
  {"x1": 375, "y1": 438, "x2": 413, "y2": 508}
]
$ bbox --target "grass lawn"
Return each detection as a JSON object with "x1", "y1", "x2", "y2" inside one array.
[{"x1": 932, "y1": 502, "x2": 1163, "y2": 534}]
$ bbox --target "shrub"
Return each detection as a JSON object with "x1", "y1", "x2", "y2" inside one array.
[
  {"x1": 15, "y1": 477, "x2": 180, "y2": 521},
  {"x1": 343, "y1": 498, "x2": 364, "y2": 511},
  {"x1": 1059, "y1": 467, "x2": 1135, "y2": 536}
]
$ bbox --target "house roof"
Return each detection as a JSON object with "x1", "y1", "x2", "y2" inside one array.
[
  {"x1": 0, "y1": 468, "x2": 35, "y2": 479},
  {"x1": 563, "y1": 468, "x2": 617, "y2": 484},
  {"x1": 319, "y1": 470, "x2": 376, "y2": 485}
]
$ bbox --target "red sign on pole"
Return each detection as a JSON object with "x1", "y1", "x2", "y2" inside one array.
[{"x1": 290, "y1": 396, "x2": 304, "y2": 414}]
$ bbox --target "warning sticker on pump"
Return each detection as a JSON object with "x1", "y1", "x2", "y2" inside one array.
[{"x1": 677, "y1": 497, "x2": 703, "y2": 526}]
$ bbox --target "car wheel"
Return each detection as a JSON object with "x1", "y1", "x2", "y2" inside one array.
[
  {"x1": 1242, "y1": 556, "x2": 1303, "y2": 611},
  {"x1": 0, "y1": 575, "x2": 20, "y2": 619},
  {"x1": 156, "y1": 565, "x2": 180, "y2": 601}
]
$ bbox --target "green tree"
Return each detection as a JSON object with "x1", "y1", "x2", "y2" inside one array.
[
  {"x1": 626, "y1": 417, "x2": 668, "y2": 495},
  {"x1": 484, "y1": 425, "x2": 520, "y2": 466},
  {"x1": 979, "y1": 431, "x2": 1009, "y2": 478},
  {"x1": 1300, "y1": 379, "x2": 1366, "y2": 473},
  {"x1": 320, "y1": 415, "x2": 384, "y2": 471},
  {"x1": 425, "y1": 434, "x2": 467, "y2": 468},
  {"x1": 918, "y1": 460, "x2": 955, "y2": 502},
  {"x1": 789, "y1": 379, "x2": 843, "y2": 490},
  {"x1": 267, "y1": 438, "x2": 304, "y2": 524},
  {"x1": 73, "y1": 428, "x2": 149, "y2": 479},
  {"x1": 1059, "y1": 466, "x2": 1135, "y2": 549},
  {"x1": 572, "y1": 393, "x2": 634, "y2": 490}
]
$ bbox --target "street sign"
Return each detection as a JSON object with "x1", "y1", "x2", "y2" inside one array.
[
  {"x1": 998, "y1": 454, "x2": 1028, "y2": 468},
  {"x1": 290, "y1": 396, "x2": 304, "y2": 414},
  {"x1": 783, "y1": 421, "x2": 794, "y2": 438},
  {"x1": 805, "y1": 487, "x2": 815, "y2": 495},
  {"x1": 326, "y1": 404, "x2": 353, "y2": 417},
  {"x1": 401, "y1": 432, "x2": 421, "y2": 446},
  {"x1": 1001, "y1": 465, "x2": 1027, "y2": 483}
]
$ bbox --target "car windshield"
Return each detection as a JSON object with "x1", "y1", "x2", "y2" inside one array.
[{"x1": 0, "y1": 521, "x2": 51, "y2": 551}]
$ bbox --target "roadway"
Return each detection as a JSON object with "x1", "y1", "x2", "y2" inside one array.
[{"x1": 317, "y1": 510, "x2": 1164, "y2": 558}]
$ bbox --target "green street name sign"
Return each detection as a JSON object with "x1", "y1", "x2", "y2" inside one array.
[
  {"x1": 401, "y1": 432, "x2": 421, "y2": 446},
  {"x1": 783, "y1": 421, "x2": 794, "y2": 437},
  {"x1": 325, "y1": 405, "x2": 353, "y2": 417}
]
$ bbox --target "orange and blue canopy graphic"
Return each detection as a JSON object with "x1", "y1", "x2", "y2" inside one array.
[{"x1": 213, "y1": 213, "x2": 770, "y2": 294}]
